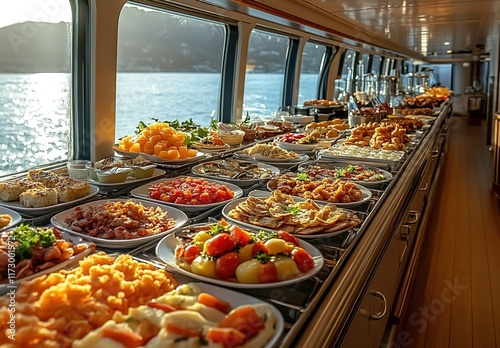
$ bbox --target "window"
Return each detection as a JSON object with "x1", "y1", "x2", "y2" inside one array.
[
  {"x1": 243, "y1": 29, "x2": 289, "y2": 117},
  {"x1": 371, "y1": 55, "x2": 382, "y2": 75},
  {"x1": 0, "y1": 0, "x2": 73, "y2": 176},
  {"x1": 115, "y1": 4, "x2": 226, "y2": 140},
  {"x1": 340, "y1": 49, "x2": 357, "y2": 80},
  {"x1": 297, "y1": 42, "x2": 327, "y2": 104}
]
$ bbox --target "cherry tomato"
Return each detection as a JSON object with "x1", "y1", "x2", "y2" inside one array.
[
  {"x1": 215, "y1": 252, "x2": 240, "y2": 279},
  {"x1": 204, "y1": 233, "x2": 236, "y2": 257},
  {"x1": 230, "y1": 225, "x2": 252, "y2": 246},
  {"x1": 291, "y1": 247, "x2": 315, "y2": 273},
  {"x1": 219, "y1": 305, "x2": 265, "y2": 340},
  {"x1": 277, "y1": 230, "x2": 299, "y2": 246},
  {"x1": 206, "y1": 327, "x2": 246, "y2": 348},
  {"x1": 251, "y1": 240, "x2": 269, "y2": 257},
  {"x1": 183, "y1": 244, "x2": 201, "y2": 265},
  {"x1": 258, "y1": 261, "x2": 278, "y2": 283}
]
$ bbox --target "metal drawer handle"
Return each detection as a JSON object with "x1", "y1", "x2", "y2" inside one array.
[
  {"x1": 420, "y1": 182, "x2": 428, "y2": 191},
  {"x1": 431, "y1": 149, "x2": 440, "y2": 158},
  {"x1": 369, "y1": 290, "x2": 387, "y2": 321},
  {"x1": 407, "y1": 210, "x2": 420, "y2": 224}
]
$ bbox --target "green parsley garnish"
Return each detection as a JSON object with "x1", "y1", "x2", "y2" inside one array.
[
  {"x1": 288, "y1": 206, "x2": 301, "y2": 216},
  {"x1": 254, "y1": 251, "x2": 273, "y2": 264},
  {"x1": 208, "y1": 223, "x2": 230, "y2": 236},
  {"x1": 296, "y1": 172, "x2": 308, "y2": 181},
  {"x1": 11, "y1": 224, "x2": 56, "y2": 260}
]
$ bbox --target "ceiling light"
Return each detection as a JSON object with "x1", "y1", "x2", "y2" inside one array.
[
  {"x1": 446, "y1": 50, "x2": 452, "y2": 54},
  {"x1": 444, "y1": 42, "x2": 450, "y2": 46}
]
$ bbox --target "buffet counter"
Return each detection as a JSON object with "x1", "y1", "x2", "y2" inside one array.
[
  {"x1": 0, "y1": 102, "x2": 451, "y2": 347},
  {"x1": 288, "y1": 102, "x2": 452, "y2": 347}
]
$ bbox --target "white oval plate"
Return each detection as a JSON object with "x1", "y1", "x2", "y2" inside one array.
[
  {"x1": 191, "y1": 161, "x2": 280, "y2": 188},
  {"x1": 191, "y1": 143, "x2": 230, "y2": 153},
  {"x1": 51, "y1": 198, "x2": 188, "y2": 249},
  {"x1": 186, "y1": 282, "x2": 285, "y2": 348},
  {"x1": 156, "y1": 232, "x2": 324, "y2": 289},
  {"x1": 222, "y1": 196, "x2": 362, "y2": 239},
  {"x1": 130, "y1": 176, "x2": 244, "y2": 213},
  {"x1": 0, "y1": 206, "x2": 22, "y2": 233},
  {"x1": 297, "y1": 161, "x2": 393, "y2": 187},
  {"x1": 113, "y1": 146, "x2": 207, "y2": 164},
  {"x1": 267, "y1": 178, "x2": 372, "y2": 208},
  {"x1": 274, "y1": 141, "x2": 318, "y2": 152},
  {"x1": 0, "y1": 184, "x2": 99, "y2": 217},
  {"x1": 0, "y1": 229, "x2": 95, "y2": 295}
]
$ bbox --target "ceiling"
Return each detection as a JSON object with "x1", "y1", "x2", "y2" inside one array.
[
  {"x1": 303, "y1": 0, "x2": 500, "y2": 62},
  {"x1": 229, "y1": 0, "x2": 500, "y2": 62}
]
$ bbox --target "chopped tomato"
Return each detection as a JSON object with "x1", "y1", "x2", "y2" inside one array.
[
  {"x1": 165, "y1": 323, "x2": 200, "y2": 337},
  {"x1": 291, "y1": 247, "x2": 315, "y2": 273},
  {"x1": 183, "y1": 244, "x2": 201, "y2": 265},
  {"x1": 251, "y1": 240, "x2": 269, "y2": 257},
  {"x1": 198, "y1": 292, "x2": 232, "y2": 314},
  {"x1": 101, "y1": 326, "x2": 144, "y2": 348},
  {"x1": 258, "y1": 261, "x2": 278, "y2": 283},
  {"x1": 219, "y1": 306, "x2": 265, "y2": 339},
  {"x1": 206, "y1": 327, "x2": 246, "y2": 348},
  {"x1": 229, "y1": 225, "x2": 252, "y2": 246},
  {"x1": 147, "y1": 301, "x2": 177, "y2": 313},
  {"x1": 277, "y1": 230, "x2": 299, "y2": 246},
  {"x1": 147, "y1": 177, "x2": 234, "y2": 205},
  {"x1": 215, "y1": 252, "x2": 240, "y2": 279},
  {"x1": 204, "y1": 233, "x2": 236, "y2": 257}
]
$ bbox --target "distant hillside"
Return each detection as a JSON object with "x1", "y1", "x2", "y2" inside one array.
[
  {"x1": 0, "y1": 22, "x2": 71, "y2": 73},
  {"x1": 0, "y1": 6, "x2": 321, "y2": 73}
]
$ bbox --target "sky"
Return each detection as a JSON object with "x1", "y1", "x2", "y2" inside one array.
[{"x1": 0, "y1": 0, "x2": 71, "y2": 28}]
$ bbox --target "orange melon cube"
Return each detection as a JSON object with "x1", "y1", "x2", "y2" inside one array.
[
  {"x1": 143, "y1": 141, "x2": 155, "y2": 154},
  {"x1": 154, "y1": 143, "x2": 164, "y2": 156},
  {"x1": 129, "y1": 142, "x2": 141, "y2": 153},
  {"x1": 178, "y1": 146, "x2": 189, "y2": 158},
  {"x1": 150, "y1": 134, "x2": 162, "y2": 145},
  {"x1": 186, "y1": 149, "x2": 197, "y2": 158}
]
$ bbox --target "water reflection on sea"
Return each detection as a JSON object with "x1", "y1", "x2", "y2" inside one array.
[{"x1": 0, "y1": 72, "x2": 317, "y2": 176}]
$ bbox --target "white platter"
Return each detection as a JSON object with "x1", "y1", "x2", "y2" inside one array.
[
  {"x1": 191, "y1": 160, "x2": 280, "y2": 188},
  {"x1": 267, "y1": 178, "x2": 372, "y2": 208},
  {"x1": 87, "y1": 168, "x2": 166, "y2": 189},
  {"x1": 0, "y1": 206, "x2": 22, "y2": 233},
  {"x1": 156, "y1": 232, "x2": 324, "y2": 289},
  {"x1": 297, "y1": 161, "x2": 393, "y2": 187},
  {"x1": 50, "y1": 198, "x2": 188, "y2": 249},
  {"x1": 274, "y1": 141, "x2": 318, "y2": 152},
  {"x1": 185, "y1": 282, "x2": 285, "y2": 348},
  {"x1": 191, "y1": 143, "x2": 230, "y2": 153},
  {"x1": 0, "y1": 229, "x2": 95, "y2": 295},
  {"x1": 0, "y1": 184, "x2": 100, "y2": 217},
  {"x1": 130, "y1": 176, "x2": 244, "y2": 213},
  {"x1": 113, "y1": 146, "x2": 207, "y2": 164},
  {"x1": 222, "y1": 195, "x2": 362, "y2": 239}
]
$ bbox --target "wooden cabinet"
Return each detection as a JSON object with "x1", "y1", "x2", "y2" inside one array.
[{"x1": 342, "y1": 229, "x2": 401, "y2": 347}]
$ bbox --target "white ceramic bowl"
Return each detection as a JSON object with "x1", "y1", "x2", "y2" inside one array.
[{"x1": 218, "y1": 130, "x2": 245, "y2": 146}]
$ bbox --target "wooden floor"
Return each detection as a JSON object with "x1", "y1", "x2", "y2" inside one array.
[{"x1": 397, "y1": 115, "x2": 500, "y2": 348}]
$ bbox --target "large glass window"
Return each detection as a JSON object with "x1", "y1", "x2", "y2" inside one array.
[
  {"x1": 0, "y1": 0, "x2": 72, "y2": 176},
  {"x1": 243, "y1": 29, "x2": 289, "y2": 118},
  {"x1": 371, "y1": 55, "x2": 382, "y2": 75},
  {"x1": 297, "y1": 42, "x2": 327, "y2": 104},
  {"x1": 115, "y1": 4, "x2": 226, "y2": 139}
]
